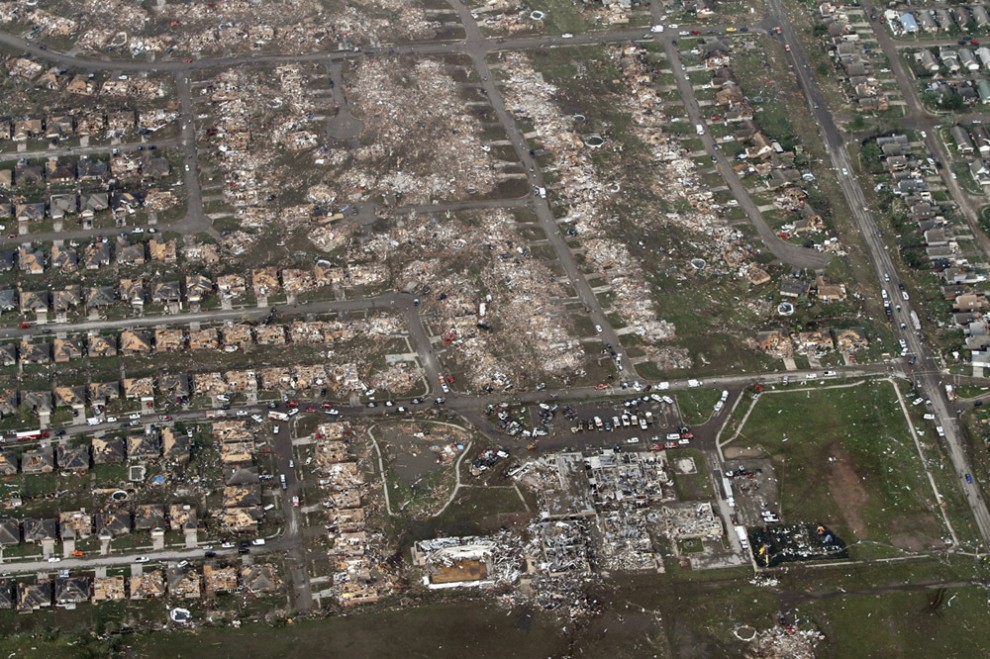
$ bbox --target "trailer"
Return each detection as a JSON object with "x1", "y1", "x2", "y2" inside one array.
[{"x1": 910, "y1": 311, "x2": 921, "y2": 331}]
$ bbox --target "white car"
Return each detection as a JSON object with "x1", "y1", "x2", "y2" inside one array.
[
  {"x1": 106, "y1": 416, "x2": 118, "y2": 423},
  {"x1": 561, "y1": 33, "x2": 573, "y2": 39},
  {"x1": 220, "y1": 542, "x2": 235, "y2": 549},
  {"x1": 135, "y1": 556, "x2": 150, "y2": 563},
  {"x1": 235, "y1": 410, "x2": 249, "y2": 417},
  {"x1": 47, "y1": 557, "x2": 61, "y2": 563},
  {"x1": 128, "y1": 413, "x2": 141, "y2": 420}
]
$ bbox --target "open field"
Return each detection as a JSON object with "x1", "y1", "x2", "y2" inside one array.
[{"x1": 726, "y1": 380, "x2": 953, "y2": 554}]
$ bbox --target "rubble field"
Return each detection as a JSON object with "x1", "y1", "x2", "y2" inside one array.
[{"x1": 1, "y1": 0, "x2": 444, "y2": 58}]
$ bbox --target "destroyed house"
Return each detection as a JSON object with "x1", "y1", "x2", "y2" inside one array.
[
  {"x1": 185, "y1": 274, "x2": 212, "y2": 303},
  {"x1": 241, "y1": 564, "x2": 279, "y2": 594},
  {"x1": 122, "y1": 377, "x2": 154, "y2": 399},
  {"x1": 0, "y1": 451, "x2": 17, "y2": 477},
  {"x1": 21, "y1": 446, "x2": 54, "y2": 474},
  {"x1": 49, "y1": 245, "x2": 79, "y2": 274},
  {"x1": 18, "y1": 290, "x2": 48, "y2": 314},
  {"x1": 162, "y1": 427, "x2": 190, "y2": 463},
  {"x1": 88, "y1": 381, "x2": 120, "y2": 404},
  {"x1": 119, "y1": 330, "x2": 152, "y2": 356},
  {"x1": 18, "y1": 338, "x2": 49, "y2": 364},
  {"x1": 17, "y1": 581, "x2": 52, "y2": 611},
  {"x1": 203, "y1": 565, "x2": 238, "y2": 596},
  {"x1": 58, "y1": 511, "x2": 93, "y2": 540},
  {"x1": 87, "y1": 333, "x2": 117, "y2": 357},
  {"x1": 129, "y1": 571, "x2": 165, "y2": 600},
  {"x1": 82, "y1": 242, "x2": 111, "y2": 270},
  {"x1": 168, "y1": 569, "x2": 201, "y2": 600},
  {"x1": 53, "y1": 337, "x2": 83, "y2": 364},
  {"x1": 169, "y1": 504, "x2": 197, "y2": 531},
  {"x1": 158, "y1": 373, "x2": 190, "y2": 401},
  {"x1": 126, "y1": 433, "x2": 160, "y2": 460},
  {"x1": 91, "y1": 437, "x2": 125, "y2": 464},
  {"x1": 53, "y1": 385, "x2": 85, "y2": 408},
  {"x1": 133, "y1": 504, "x2": 166, "y2": 531},
  {"x1": 92, "y1": 576, "x2": 125, "y2": 602},
  {"x1": 154, "y1": 329, "x2": 185, "y2": 352}
]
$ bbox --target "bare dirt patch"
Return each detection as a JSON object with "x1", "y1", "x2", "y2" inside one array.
[
  {"x1": 723, "y1": 446, "x2": 766, "y2": 459},
  {"x1": 827, "y1": 444, "x2": 868, "y2": 540}
]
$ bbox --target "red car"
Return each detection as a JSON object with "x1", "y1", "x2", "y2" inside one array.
[
  {"x1": 18, "y1": 322, "x2": 31, "y2": 329},
  {"x1": 690, "y1": 30, "x2": 701, "y2": 35},
  {"x1": 287, "y1": 400, "x2": 299, "y2": 408},
  {"x1": 444, "y1": 375, "x2": 455, "y2": 384},
  {"x1": 595, "y1": 383, "x2": 610, "y2": 390},
  {"x1": 182, "y1": 57, "x2": 193, "y2": 63},
  {"x1": 322, "y1": 402, "x2": 334, "y2": 409},
  {"x1": 305, "y1": 406, "x2": 317, "y2": 413}
]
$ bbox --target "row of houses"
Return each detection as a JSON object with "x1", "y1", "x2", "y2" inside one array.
[
  {"x1": 313, "y1": 422, "x2": 394, "y2": 606},
  {"x1": 914, "y1": 46, "x2": 990, "y2": 75},
  {"x1": 754, "y1": 326, "x2": 869, "y2": 360},
  {"x1": 0, "y1": 361, "x2": 362, "y2": 419},
  {"x1": 2, "y1": 254, "x2": 363, "y2": 301},
  {"x1": 867, "y1": 132, "x2": 990, "y2": 367},
  {"x1": 821, "y1": 3, "x2": 891, "y2": 111},
  {"x1": 0, "y1": 430, "x2": 189, "y2": 475},
  {"x1": 0, "y1": 320, "x2": 339, "y2": 364},
  {"x1": 946, "y1": 124, "x2": 990, "y2": 186},
  {"x1": 889, "y1": 5, "x2": 989, "y2": 35},
  {"x1": 0, "y1": 110, "x2": 139, "y2": 143},
  {"x1": 3, "y1": 563, "x2": 279, "y2": 611},
  {"x1": 0, "y1": 504, "x2": 198, "y2": 546},
  {"x1": 0, "y1": 154, "x2": 170, "y2": 190}
]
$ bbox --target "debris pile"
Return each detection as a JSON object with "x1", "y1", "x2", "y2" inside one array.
[
  {"x1": 365, "y1": 207, "x2": 583, "y2": 389},
  {"x1": 498, "y1": 53, "x2": 684, "y2": 366},
  {"x1": 345, "y1": 58, "x2": 499, "y2": 205}
]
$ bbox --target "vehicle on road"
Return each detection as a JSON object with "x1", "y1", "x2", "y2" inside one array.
[
  {"x1": 221, "y1": 542, "x2": 235, "y2": 549},
  {"x1": 135, "y1": 556, "x2": 150, "y2": 563}
]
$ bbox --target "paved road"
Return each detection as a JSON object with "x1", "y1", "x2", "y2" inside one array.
[
  {"x1": 862, "y1": 0, "x2": 990, "y2": 256},
  {"x1": 771, "y1": 0, "x2": 990, "y2": 550},
  {"x1": 660, "y1": 39, "x2": 831, "y2": 270},
  {"x1": 446, "y1": 0, "x2": 631, "y2": 372},
  {"x1": 0, "y1": 136, "x2": 180, "y2": 162}
]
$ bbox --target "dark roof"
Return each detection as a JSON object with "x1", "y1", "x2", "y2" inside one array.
[{"x1": 21, "y1": 518, "x2": 56, "y2": 542}]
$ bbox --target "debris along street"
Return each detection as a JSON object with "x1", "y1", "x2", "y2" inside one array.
[{"x1": 0, "y1": 0, "x2": 987, "y2": 657}]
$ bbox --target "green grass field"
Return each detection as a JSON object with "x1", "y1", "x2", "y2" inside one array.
[
  {"x1": 677, "y1": 388, "x2": 723, "y2": 425},
  {"x1": 728, "y1": 381, "x2": 951, "y2": 554}
]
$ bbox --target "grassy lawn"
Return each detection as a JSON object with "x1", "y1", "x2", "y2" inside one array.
[
  {"x1": 800, "y1": 585, "x2": 990, "y2": 658},
  {"x1": 726, "y1": 380, "x2": 950, "y2": 554},
  {"x1": 670, "y1": 448, "x2": 714, "y2": 501},
  {"x1": 677, "y1": 388, "x2": 723, "y2": 425}
]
